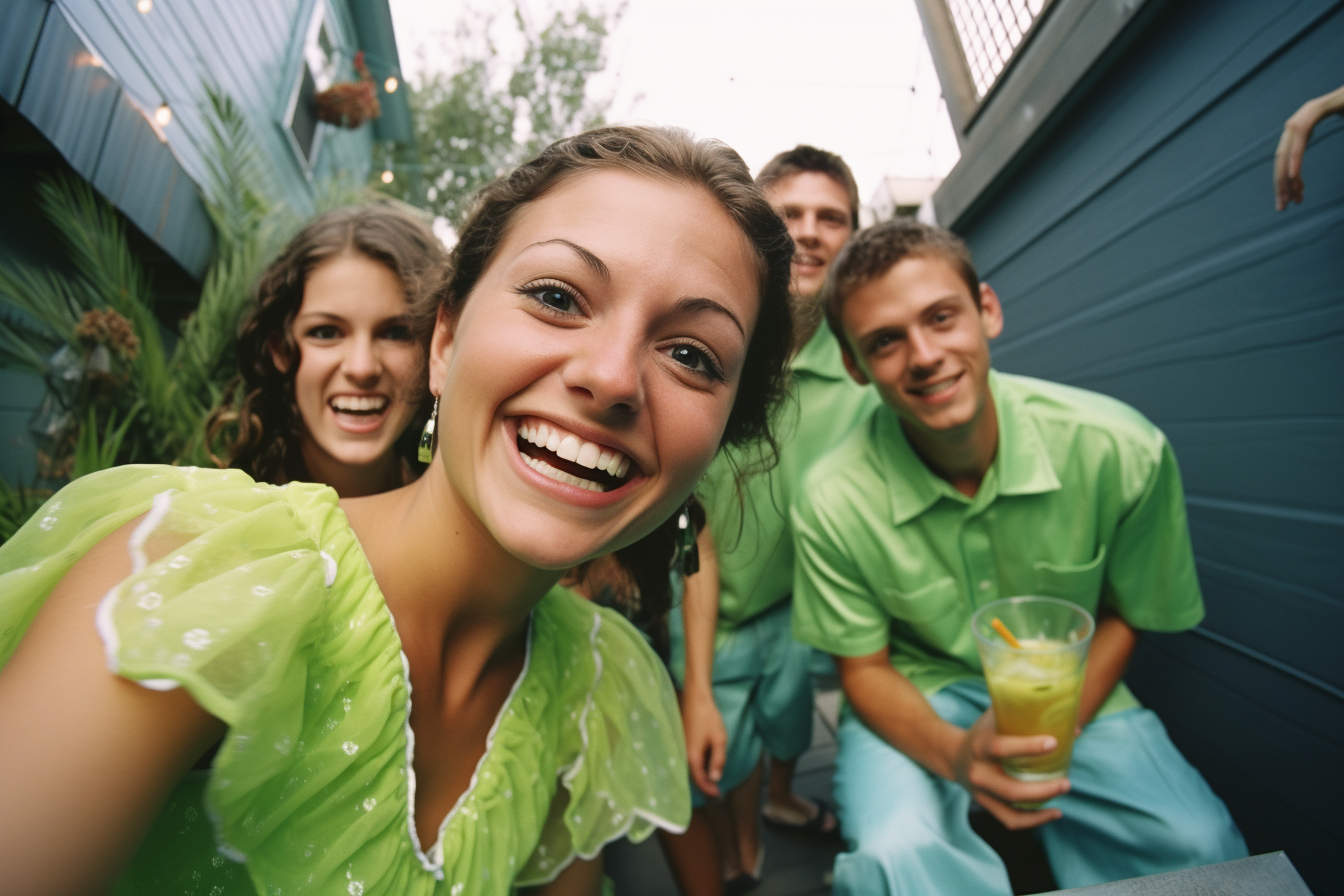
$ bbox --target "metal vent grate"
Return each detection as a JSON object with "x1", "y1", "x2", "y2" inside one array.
[{"x1": 945, "y1": 0, "x2": 1051, "y2": 99}]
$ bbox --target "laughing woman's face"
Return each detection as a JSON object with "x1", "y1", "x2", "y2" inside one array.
[
  {"x1": 288, "y1": 254, "x2": 421, "y2": 485},
  {"x1": 428, "y1": 169, "x2": 761, "y2": 569}
]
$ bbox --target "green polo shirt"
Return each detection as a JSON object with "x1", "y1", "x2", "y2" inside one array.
[
  {"x1": 791, "y1": 371, "x2": 1204, "y2": 719},
  {"x1": 700, "y1": 323, "x2": 881, "y2": 639}
]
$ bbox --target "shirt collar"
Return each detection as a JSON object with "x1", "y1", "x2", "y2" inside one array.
[
  {"x1": 790, "y1": 322, "x2": 851, "y2": 380},
  {"x1": 876, "y1": 370, "x2": 1060, "y2": 526},
  {"x1": 990, "y1": 371, "x2": 1061, "y2": 497}
]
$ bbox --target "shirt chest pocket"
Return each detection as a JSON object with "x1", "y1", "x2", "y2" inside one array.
[
  {"x1": 1032, "y1": 545, "x2": 1107, "y2": 607},
  {"x1": 881, "y1": 576, "x2": 963, "y2": 632}
]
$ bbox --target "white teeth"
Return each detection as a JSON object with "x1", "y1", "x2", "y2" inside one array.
[
  {"x1": 576, "y1": 441, "x2": 600, "y2": 469},
  {"x1": 331, "y1": 395, "x2": 387, "y2": 412},
  {"x1": 522, "y1": 454, "x2": 607, "y2": 492},
  {"x1": 556, "y1": 434, "x2": 581, "y2": 462},
  {"x1": 517, "y1": 417, "x2": 633, "y2": 478},
  {"x1": 914, "y1": 379, "x2": 957, "y2": 396}
]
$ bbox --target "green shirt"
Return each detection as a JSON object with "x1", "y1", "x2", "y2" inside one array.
[
  {"x1": 701, "y1": 323, "x2": 880, "y2": 637},
  {"x1": 791, "y1": 371, "x2": 1204, "y2": 718}
]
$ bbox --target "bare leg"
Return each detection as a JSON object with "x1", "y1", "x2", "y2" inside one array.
[
  {"x1": 724, "y1": 756, "x2": 763, "y2": 878},
  {"x1": 656, "y1": 808, "x2": 724, "y2": 896}
]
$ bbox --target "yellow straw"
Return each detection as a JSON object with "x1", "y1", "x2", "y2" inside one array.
[{"x1": 991, "y1": 617, "x2": 1023, "y2": 649}]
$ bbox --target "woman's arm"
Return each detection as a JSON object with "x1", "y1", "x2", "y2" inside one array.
[
  {"x1": 1275, "y1": 83, "x2": 1344, "y2": 210},
  {"x1": 0, "y1": 518, "x2": 225, "y2": 896},
  {"x1": 679, "y1": 520, "x2": 727, "y2": 798}
]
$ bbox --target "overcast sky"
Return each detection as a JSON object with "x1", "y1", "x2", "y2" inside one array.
[{"x1": 388, "y1": 0, "x2": 960, "y2": 203}]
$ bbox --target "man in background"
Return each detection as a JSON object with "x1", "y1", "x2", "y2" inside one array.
[{"x1": 672, "y1": 146, "x2": 879, "y2": 892}]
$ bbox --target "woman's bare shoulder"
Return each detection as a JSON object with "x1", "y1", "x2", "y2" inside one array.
[{"x1": 0, "y1": 514, "x2": 224, "y2": 895}]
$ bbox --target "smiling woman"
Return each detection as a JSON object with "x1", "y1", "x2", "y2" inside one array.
[
  {"x1": 207, "y1": 205, "x2": 448, "y2": 497},
  {"x1": 0, "y1": 126, "x2": 793, "y2": 896}
]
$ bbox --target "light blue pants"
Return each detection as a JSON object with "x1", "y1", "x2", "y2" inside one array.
[
  {"x1": 831, "y1": 680, "x2": 1247, "y2": 894},
  {"x1": 669, "y1": 600, "x2": 815, "y2": 806}
]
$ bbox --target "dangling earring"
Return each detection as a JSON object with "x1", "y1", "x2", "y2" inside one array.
[
  {"x1": 418, "y1": 394, "x2": 439, "y2": 463},
  {"x1": 676, "y1": 501, "x2": 699, "y2": 576}
]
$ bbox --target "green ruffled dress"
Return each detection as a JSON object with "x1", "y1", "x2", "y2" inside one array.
[{"x1": 0, "y1": 466, "x2": 689, "y2": 895}]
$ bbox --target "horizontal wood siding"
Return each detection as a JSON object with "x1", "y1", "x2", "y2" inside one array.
[{"x1": 947, "y1": 0, "x2": 1343, "y2": 890}]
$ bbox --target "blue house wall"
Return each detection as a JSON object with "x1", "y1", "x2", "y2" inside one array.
[{"x1": 939, "y1": 0, "x2": 1342, "y2": 890}]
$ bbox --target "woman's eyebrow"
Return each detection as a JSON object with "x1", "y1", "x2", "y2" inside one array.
[
  {"x1": 675, "y1": 296, "x2": 745, "y2": 336},
  {"x1": 528, "y1": 239, "x2": 610, "y2": 279}
]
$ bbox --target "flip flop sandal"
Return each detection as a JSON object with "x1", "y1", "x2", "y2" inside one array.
[{"x1": 762, "y1": 796, "x2": 842, "y2": 839}]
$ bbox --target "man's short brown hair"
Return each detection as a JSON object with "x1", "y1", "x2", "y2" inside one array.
[
  {"x1": 756, "y1": 145, "x2": 860, "y2": 230},
  {"x1": 824, "y1": 219, "x2": 981, "y2": 348}
]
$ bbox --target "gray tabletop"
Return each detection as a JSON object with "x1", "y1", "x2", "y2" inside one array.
[{"x1": 1041, "y1": 852, "x2": 1313, "y2": 895}]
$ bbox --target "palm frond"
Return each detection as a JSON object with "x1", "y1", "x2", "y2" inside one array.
[
  {"x1": 35, "y1": 175, "x2": 155, "y2": 317},
  {"x1": 199, "y1": 85, "x2": 273, "y2": 250},
  {"x1": 33, "y1": 175, "x2": 174, "y2": 412},
  {"x1": 0, "y1": 259, "x2": 85, "y2": 342},
  {"x1": 0, "y1": 312, "x2": 59, "y2": 373}
]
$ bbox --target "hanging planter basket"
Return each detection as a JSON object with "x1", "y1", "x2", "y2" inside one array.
[{"x1": 314, "y1": 50, "x2": 382, "y2": 129}]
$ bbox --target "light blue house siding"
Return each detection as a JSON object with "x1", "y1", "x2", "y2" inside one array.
[
  {"x1": 929, "y1": 0, "x2": 1341, "y2": 890},
  {"x1": 0, "y1": 0, "x2": 410, "y2": 485}
]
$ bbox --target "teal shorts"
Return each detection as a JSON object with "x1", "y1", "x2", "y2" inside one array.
[{"x1": 670, "y1": 599, "x2": 815, "y2": 805}]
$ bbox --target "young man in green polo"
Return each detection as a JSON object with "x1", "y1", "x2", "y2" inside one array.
[
  {"x1": 670, "y1": 146, "x2": 880, "y2": 890},
  {"x1": 790, "y1": 219, "x2": 1246, "y2": 893}
]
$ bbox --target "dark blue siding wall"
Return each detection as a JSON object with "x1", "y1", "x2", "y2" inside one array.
[{"x1": 952, "y1": 0, "x2": 1343, "y2": 891}]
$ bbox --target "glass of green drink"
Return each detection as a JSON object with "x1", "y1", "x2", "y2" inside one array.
[{"x1": 971, "y1": 596, "x2": 1094, "y2": 790}]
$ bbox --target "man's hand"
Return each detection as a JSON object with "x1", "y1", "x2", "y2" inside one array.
[
  {"x1": 951, "y1": 709, "x2": 1069, "y2": 830},
  {"x1": 679, "y1": 687, "x2": 727, "y2": 798},
  {"x1": 1274, "y1": 84, "x2": 1344, "y2": 211}
]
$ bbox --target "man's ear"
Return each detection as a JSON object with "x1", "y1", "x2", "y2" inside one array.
[
  {"x1": 427, "y1": 303, "x2": 456, "y2": 394},
  {"x1": 978, "y1": 282, "x2": 1004, "y2": 340},
  {"x1": 840, "y1": 342, "x2": 870, "y2": 386}
]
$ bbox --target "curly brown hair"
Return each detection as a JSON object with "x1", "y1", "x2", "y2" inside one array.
[
  {"x1": 207, "y1": 205, "x2": 448, "y2": 484},
  {"x1": 414, "y1": 125, "x2": 796, "y2": 624}
]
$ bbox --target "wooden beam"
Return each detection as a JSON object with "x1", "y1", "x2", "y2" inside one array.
[{"x1": 911, "y1": 0, "x2": 979, "y2": 144}]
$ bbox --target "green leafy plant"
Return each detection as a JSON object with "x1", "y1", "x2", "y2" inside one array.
[
  {"x1": 0, "y1": 478, "x2": 50, "y2": 543},
  {"x1": 0, "y1": 87, "x2": 282, "y2": 537}
]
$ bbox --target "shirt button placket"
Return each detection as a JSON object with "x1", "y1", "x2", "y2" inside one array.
[{"x1": 963, "y1": 516, "x2": 996, "y2": 608}]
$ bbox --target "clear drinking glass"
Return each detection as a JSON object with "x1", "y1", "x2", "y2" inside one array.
[{"x1": 971, "y1": 596, "x2": 1095, "y2": 783}]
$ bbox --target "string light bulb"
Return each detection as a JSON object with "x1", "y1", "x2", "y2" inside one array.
[
  {"x1": 384, "y1": 76, "x2": 399, "y2": 94},
  {"x1": 154, "y1": 104, "x2": 172, "y2": 126},
  {"x1": 137, "y1": 0, "x2": 153, "y2": 13},
  {"x1": 381, "y1": 169, "x2": 394, "y2": 184}
]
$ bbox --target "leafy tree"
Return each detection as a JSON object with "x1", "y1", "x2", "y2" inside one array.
[{"x1": 380, "y1": 4, "x2": 616, "y2": 225}]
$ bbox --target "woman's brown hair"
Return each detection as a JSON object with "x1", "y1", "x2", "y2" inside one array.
[{"x1": 207, "y1": 204, "x2": 448, "y2": 484}]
